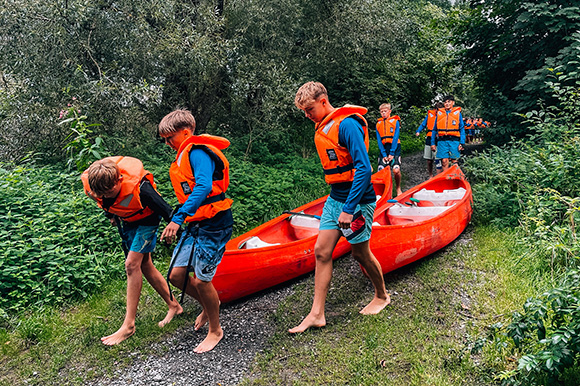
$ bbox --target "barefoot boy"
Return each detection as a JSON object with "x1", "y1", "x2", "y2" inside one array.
[
  {"x1": 431, "y1": 95, "x2": 465, "y2": 171},
  {"x1": 158, "y1": 109, "x2": 233, "y2": 353},
  {"x1": 376, "y1": 103, "x2": 403, "y2": 196},
  {"x1": 289, "y1": 82, "x2": 390, "y2": 334},
  {"x1": 82, "y1": 157, "x2": 182, "y2": 346}
]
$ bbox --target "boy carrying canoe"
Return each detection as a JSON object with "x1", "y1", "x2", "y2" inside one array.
[
  {"x1": 430, "y1": 95, "x2": 466, "y2": 171},
  {"x1": 158, "y1": 109, "x2": 234, "y2": 353},
  {"x1": 289, "y1": 82, "x2": 390, "y2": 333},
  {"x1": 82, "y1": 157, "x2": 182, "y2": 345},
  {"x1": 376, "y1": 102, "x2": 403, "y2": 196}
]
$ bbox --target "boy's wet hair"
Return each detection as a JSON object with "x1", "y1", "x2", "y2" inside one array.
[
  {"x1": 379, "y1": 103, "x2": 391, "y2": 111},
  {"x1": 295, "y1": 81, "x2": 328, "y2": 109},
  {"x1": 443, "y1": 95, "x2": 455, "y2": 102},
  {"x1": 87, "y1": 159, "x2": 120, "y2": 196},
  {"x1": 158, "y1": 109, "x2": 196, "y2": 136}
]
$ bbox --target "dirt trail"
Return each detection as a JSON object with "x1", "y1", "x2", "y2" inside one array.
[{"x1": 89, "y1": 146, "x2": 481, "y2": 386}]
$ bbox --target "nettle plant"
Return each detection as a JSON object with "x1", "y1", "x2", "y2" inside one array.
[
  {"x1": 59, "y1": 100, "x2": 109, "y2": 172},
  {"x1": 491, "y1": 270, "x2": 580, "y2": 386},
  {"x1": 474, "y1": 72, "x2": 580, "y2": 385}
]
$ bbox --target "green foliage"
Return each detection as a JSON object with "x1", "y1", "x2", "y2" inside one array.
[
  {"x1": 0, "y1": 0, "x2": 462, "y2": 163},
  {"x1": 0, "y1": 163, "x2": 123, "y2": 315},
  {"x1": 486, "y1": 270, "x2": 580, "y2": 385},
  {"x1": 59, "y1": 102, "x2": 109, "y2": 172},
  {"x1": 455, "y1": 0, "x2": 580, "y2": 143},
  {"x1": 228, "y1": 155, "x2": 328, "y2": 233},
  {"x1": 466, "y1": 72, "x2": 580, "y2": 384}
]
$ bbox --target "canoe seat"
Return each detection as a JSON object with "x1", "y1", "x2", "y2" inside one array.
[
  {"x1": 290, "y1": 215, "x2": 320, "y2": 240},
  {"x1": 243, "y1": 236, "x2": 280, "y2": 249},
  {"x1": 387, "y1": 205, "x2": 451, "y2": 226},
  {"x1": 412, "y1": 187, "x2": 466, "y2": 207}
]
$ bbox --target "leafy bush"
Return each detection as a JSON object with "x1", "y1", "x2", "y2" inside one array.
[
  {"x1": 228, "y1": 155, "x2": 328, "y2": 232},
  {"x1": 468, "y1": 73, "x2": 580, "y2": 384},
  {"x1": 0, "y1": 163, "x2": 124, "y2": 315},
  {"x1": 486, "y1": 270, "x2": 580, "y2": 385}
]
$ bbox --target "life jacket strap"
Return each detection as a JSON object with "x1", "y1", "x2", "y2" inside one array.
[
  {"x1": 324, "y1": 163, "x2": 354, "y2": 175},
  {"x1": 200, "y1": 192, "x2": 226, "y2": 206}
]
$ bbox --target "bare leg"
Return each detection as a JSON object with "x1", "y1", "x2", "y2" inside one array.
[
  {"x1": 169, "y1": 267, "x2": 208, "y2": 329},
  {"x1": 141, "y1": 253, "x2": 183, "y2": 327},
  {"x1": 427, "y1": 159, "x2": 433, "y2": 178},
  {"x1": 393, "y1": 167, "x2": 402, "y2": 196},
  {"x1": 101, "y1": 251, "x2": 144, "y2": 345},
  {"x1": 351, "y1": 241, "x2": 390, "y2": 315},
  {"x1": 441, "y1": 158, "x2": 450, "y2": 171},
  {"x1": 191, "y1": 278, "x2": 222, "y2": 353},
  {"x1": 289, "y1": 229, "x2": 341, "y2": 333}
]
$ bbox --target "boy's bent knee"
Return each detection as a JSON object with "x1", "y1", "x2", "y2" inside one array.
[
  {"x1": 314, "y1": 250, "x2": 333, "y2": 263},
  {"x1": 168, "y1": 269, "x2": 187, "y2": 286}
]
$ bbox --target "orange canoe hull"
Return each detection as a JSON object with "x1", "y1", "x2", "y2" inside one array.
[{"x1": 370, "y1": 165, "x2": 473, "y2": 274}]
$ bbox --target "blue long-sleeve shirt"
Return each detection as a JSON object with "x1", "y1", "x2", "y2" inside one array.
[
  {"x1": 171, "y1": 149, "x2": 214, "y2": 226},
  {"x1": 415, "y1": 114, "x2": 432, "y2": 135},
  {"x1": 431, "y1": 111, "x2": 465, "y2": 146},
  {"x1": 376, "y1": 119, "x2": 400, "y2": 158},
  {"x1": 330, "y1": 117, "x2": 376, "y2": 214}
]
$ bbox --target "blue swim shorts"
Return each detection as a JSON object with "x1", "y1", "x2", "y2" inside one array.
[
  {"x1": 319, "y1": 196, "x2": 375, "y2": 245},
  {"x1": 435, "y1": 140, "x2": 461, "y2": 160},
  {"x1": 120, "y1": 223, "x2": 159, "y2": 254},
  {"x1": 170, "y1": 224, "x2": 233, "y2": 282}
]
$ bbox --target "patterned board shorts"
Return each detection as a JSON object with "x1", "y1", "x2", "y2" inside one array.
[{"x1": 170, "y1": 224, "x2": 233, "y2": 282}]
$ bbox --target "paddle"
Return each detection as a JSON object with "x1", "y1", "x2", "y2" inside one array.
[{"x1": 283, "y1": 211, "x2": 321, "y2": 220}]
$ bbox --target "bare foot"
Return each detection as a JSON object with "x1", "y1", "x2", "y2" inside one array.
[
  {"x1": 194, "y1": 310, "x2": 208, "y2": 331},
  {"x1": 101, "y1": 325, "x2": 135, "y2": 346},
  {"x1": 396, "y1": 189, "x2": 403, "y2": 196},
  {"x1": 194, "y1": 301, "x2": 219, "y2": 331},
  {"x1": 158, "y1": 303, "x2": 183, "y2": 328},
  {"x1": 288, "y1": 313, "x2": 326, "y2": 334},
  {"x1": 360, "y1": 294, "x2": 391, "y2": 315},
  {"x1": 193, "y1": 329, "x2": 223, "y2": 353}
]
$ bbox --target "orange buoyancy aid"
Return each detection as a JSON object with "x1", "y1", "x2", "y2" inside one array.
[
  {"x1": 314, "y1": 105, "x2": 369, "y2": 185},
  {"x1": 465, "y1": 118, "x2": 474, "y2": 128},
  {"x1": 425, "y1": 109, "x2": 437, "y2": 137},
  {"x1": 435, "y1": 107, "x2": 462, "y2": 138},
  {"x1": 376, "y1": 115, "x2": 401, "y2": 144},
  {"x1": 81, "y1": 156, "x2": 157, "y2": 222},
  {"x1": 169, "y1": 134, "x2": 233, "y2": 223}
]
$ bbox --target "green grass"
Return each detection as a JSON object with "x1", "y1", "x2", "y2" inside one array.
[
  {"x1": 0, "y1": 255, "x2": 201, "y2": 386},
  {"x1": 240, "y1": 225, "x2": 550, "y2": 385}
]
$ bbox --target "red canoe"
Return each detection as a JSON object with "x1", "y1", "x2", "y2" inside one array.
[
  {"x1": 212, "y1": 167, "x2": 393, "y2": 303},
  {"x1": 369, "y1": 164, "x2": 473, "y2": 274}
]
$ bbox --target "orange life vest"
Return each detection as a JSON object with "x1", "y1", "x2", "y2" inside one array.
[
  {"x1": 435, "y1": 107, "x2": 462, "y2": 138},
  {"x1": 314, "y1": 105, "x2": 369, "y2": 185},
  {"x1": 81, "y1": 156, "x2": 157, "y2": 222},
  {"x1": 465, "y1": 118, "x2": 473, "y2": 128},
  {"x1": 169, "y1": 134, "x2": 233, "y2": 223},
  {"x1": 376, "y1": 115, "x2": 401, "y2": 145},
  {"x1": 425, "y1": 109, "x2": 437, "y2": 137}
]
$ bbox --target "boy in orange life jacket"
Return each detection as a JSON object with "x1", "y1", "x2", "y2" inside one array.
[
  {"x1": 158, "y1": 109, "x2": 234, "y2": 354},
  {"x1": 82, "y1": 157, "x2": 183, "y2": 346},
  {"x1": 289, "y1": 81, "x2": 390, "y2": 334},
  {"x1": 416, "y1": 102, "x2": 444, "y2": 178},
  {"x1": 430, "y1": 95, "x2": 465, "y2": 171},
  {"x1": 376, "y1": 103, "x2": 403, "y2": 196}
]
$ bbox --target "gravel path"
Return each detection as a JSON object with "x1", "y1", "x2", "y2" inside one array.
[{"x1": 90, "y1": 147, "x2": 478, "y2": 386}]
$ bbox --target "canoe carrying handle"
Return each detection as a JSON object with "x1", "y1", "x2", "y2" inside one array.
[{"x1": 283, "y1": 211, "x2": 322, "y2": 220}]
